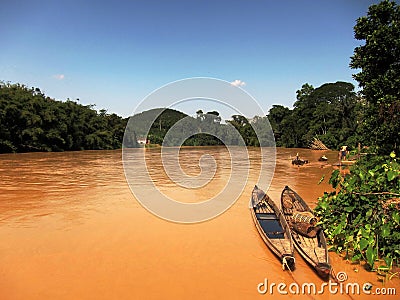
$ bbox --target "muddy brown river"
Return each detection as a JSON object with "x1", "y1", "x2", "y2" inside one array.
[{"x1": 0, "y1": 147, "x2": 398, "y2": 299}]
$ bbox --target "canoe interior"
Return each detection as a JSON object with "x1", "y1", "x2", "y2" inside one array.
[
  {"x1": 251, "y1": 186, "x2": 294, "y2": 270},
  {"x1": 255, "y1": 213, "x2": 285, "y2": 239},
  {"x1": 281, "y1": 186, "x2": 331, "y2": 277}
]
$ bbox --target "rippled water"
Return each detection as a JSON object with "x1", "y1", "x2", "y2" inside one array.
[{"x1": 0, "y1": 148, "x2": 398, "y2": 299}]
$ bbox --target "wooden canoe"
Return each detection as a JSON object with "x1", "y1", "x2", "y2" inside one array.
[
  {"x1": 281, "y1": 186, "x2": 331, "y2": 278},
  {"x1": 250, "y1": 185, "x2": 295, "y2": 270}
]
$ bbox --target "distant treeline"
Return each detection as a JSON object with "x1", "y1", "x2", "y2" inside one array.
[
  {"x1": 0, "y1": 80, "x2": 391, "y2": 153},
  {"x1": 127, "y1": 108, "x2": 274, "y2": 147},
  {"x1": 0, "y1": 82, "x2": 129, "y2": 153},
  {"x1": 268, "y1": 81, "x2": 362, "y2": 150}
]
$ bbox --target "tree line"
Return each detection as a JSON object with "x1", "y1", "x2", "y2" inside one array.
[
  {"x1": 0, "y1": 82, "x2": 129, "y2": 153},
  {"x1": 267, "y1": 81, "x2": 362, "y2": 150},
  {"x1": 0, "y1": 76, "x2": 396, "y2": 154},
  {"x1": 0, "y1": 81, "x2": 275, "y2": 153},
  {"x1": 125, "y1": 108, "x2": 274, "y2": 147}
]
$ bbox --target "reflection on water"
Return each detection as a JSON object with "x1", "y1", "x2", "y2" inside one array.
[{"x1": 0, "y1": 148, "x2": 398, "y2": 299}]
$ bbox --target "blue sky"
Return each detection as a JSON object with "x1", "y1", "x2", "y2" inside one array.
[{"x1": 0, "y1": 0, "x2": 379, "y2": 117}]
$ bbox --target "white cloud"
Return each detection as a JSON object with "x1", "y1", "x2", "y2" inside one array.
[
  {"x1": 53, "y1": 74, "x2": 65, "y2": 80},
  {"x1": 230, "y1": 79, "x2": 246, "y2": 87}
]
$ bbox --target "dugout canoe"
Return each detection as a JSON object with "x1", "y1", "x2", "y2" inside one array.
[
  {"x1": 250, "y1": 185, "x2": 295, "y2": 270},
  {"x1": 281, "y1": 186, "x2": 331, "y2": 278}
]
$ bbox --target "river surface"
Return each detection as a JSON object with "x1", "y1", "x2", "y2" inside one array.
[{"x1": 0, "y1": 147, "x2": 398, "y2": 299}]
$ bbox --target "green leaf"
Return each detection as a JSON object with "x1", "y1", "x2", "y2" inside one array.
[
  {"x1": 381, "y1": 224, "x2": 390, "y2": 238},
  {"x1": 346, "y1": 235, "x2": 354, "y2": 243},
  {"x1": 366, "y1": 209, "x2": 373, "y2": 218},
  {"x1": 387, "y1": 170, "x2": 397, "y2": 181},
  {"x1": 351, "y1": 254, "x2": 361, "y2": 262},
  {"x1": 329, "y1": 170, "x2": 340, "y2": 188},
  {"x1": 366, "y1": 246, "x2": 376, "y2": 269},
  {"x1": 333, "y1": 223, "x2": 343, "y2": 235},
  {"x1": 383, "y1": 255, "x2": 393, "y2": 269},
  {"x1": 392, "y1": 211, "x2": 400, "y2": 225},
  {"x1": 359, "y1": 238, "x2": 369, "y2": 250},
  {"x1": 367, "y1": 235, "x2": 375, "y2": 245},
  {"x1": 345, "y1": 206, "x2": 355, "y2": 212},
  {"x1": 319, "y1": 201, "x2": 328, "y2": 210},
  {"x1": 361, "y1": 228, "x2": 368, "y2": 238}
]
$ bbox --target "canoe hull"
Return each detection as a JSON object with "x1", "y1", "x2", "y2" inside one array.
[
  {"x1": 250, "y1": 185, "x2": 295, "y2": 270},
  {"x1": 281, "y1": 186, "x2": 331, "y2": 278}
]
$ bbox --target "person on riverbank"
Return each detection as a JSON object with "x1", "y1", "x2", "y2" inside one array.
[{"x1": 339, "y1": 146, "x2": 348, "y2": 161}]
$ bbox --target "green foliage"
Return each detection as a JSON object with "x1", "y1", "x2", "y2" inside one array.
[
  {"x1": 268, "y1": 81, "x2": 361, "y2": 149},
  {"x1": 315, "y1": 152, "x2": 400, "y2": 271},
  {"x1": 0, "y1": 81, "x2": 128, "y2": 153},
  {"x1": 0, "y1": 82, "x2": 275, "y2": 152},
  {"x1": 350, "y1": 0, "x2": 400, "y2": 154},
  {"x1": 127, "y1": 108, "x2": 274, "y2": 147},
  {"x1": 267, "y1": 105, "x2": 290, "y2": 147}
]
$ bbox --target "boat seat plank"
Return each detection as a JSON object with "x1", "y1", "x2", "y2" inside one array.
[{"x1": 256, "y1": 213, "x2": 279, "y2": 220}]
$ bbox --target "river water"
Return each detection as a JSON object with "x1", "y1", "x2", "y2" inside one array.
[{"x1": 0, "y1": 148, "x2": 398, "y2": 299}]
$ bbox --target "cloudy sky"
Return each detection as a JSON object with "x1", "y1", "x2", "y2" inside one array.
[{"x1": 0, "y1": 0, "x2": 379, "y2": 117}]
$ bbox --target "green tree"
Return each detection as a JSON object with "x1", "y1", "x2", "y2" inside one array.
[
  {"x1": 293, "y1": 83, "x2": 315, "y2": 147},
  {"x1": 267, "y1": 105, "x2": 290, "y2": 146},
  {"x1": 271, "y1": 82, "x2": 359, "y2": 149},
  {"x1": 350, "y1": 0, "x2": 400, "y2": 153},
  {"x1": 0, "y1": 81, "x2": 127, "y2": 153},
  {"x1": 308, "y1": 82, "x2": 359, "y2": 148},
  {"x1": 227, "y1": 115, "x2": 259, "y2": 146}
]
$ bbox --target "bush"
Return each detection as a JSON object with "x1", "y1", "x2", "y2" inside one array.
[{"x1": 315, "y1": 152, "x2": 400, "y2": 271}]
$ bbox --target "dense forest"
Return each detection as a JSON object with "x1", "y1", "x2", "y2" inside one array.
[
  {"x1": 126, "y1": 108, "x2": 274, "y2": 147},
  {"x1": 0, "y1": 81, "x2": 129, "y2": 153},
  {"x1": 268, "y1": 81, "x2": 361, "y2": 149},
  {"x1": 0, "y1": 80, "x2": 274, "y2": 153},
  {"x1": 0, "y1": 76, "x2": 395, "y2": 154}
]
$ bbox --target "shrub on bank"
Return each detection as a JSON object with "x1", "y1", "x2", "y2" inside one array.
[{"x1": 315, "y1": 152, "x2": 400, "y2": 272}]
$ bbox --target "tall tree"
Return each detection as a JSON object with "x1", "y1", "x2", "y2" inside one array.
[
  {"x1": 350, "y1": 0, "x2": 400, "y2": 153},
  {"x1": 307, "y1": 82, "x2": 358, "y2": 148},
  {"x1": 268, "y1": 82, "x2": 359, "y2": 149},
  {"x1": 268, "y1": 105, "x2": 290, "y2": 146},
  {"x1": 293, "y1": 83, "x2": 315, "y2": 147}
]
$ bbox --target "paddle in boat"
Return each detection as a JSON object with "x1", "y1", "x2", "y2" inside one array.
[
  {"x1": 281, "y1": 186, "x2": 331, "y2": 278},
  {"x1": 250, "y1": 185, "x2": 295, "y2": 270}
]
